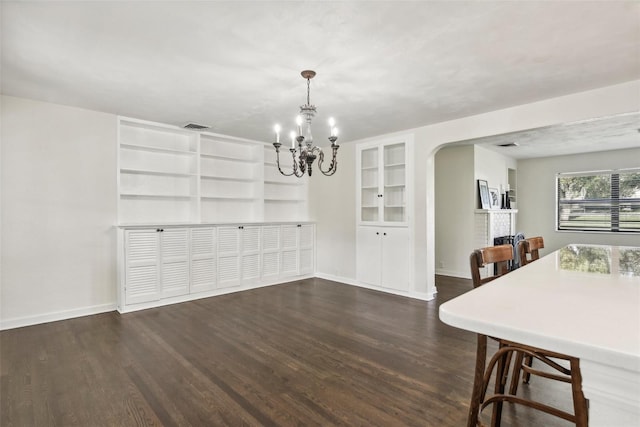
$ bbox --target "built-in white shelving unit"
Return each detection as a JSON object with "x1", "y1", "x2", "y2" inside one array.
[
  {"x1": 118, "y1": 117, "x2": 309, "y2": 224},
  {"x1": 118, "y1": 119, "x2": 199, "y2": 224},
  {"x1": 262, "y1": 146, "x2": 309, "y2": 222},
  {"x1": 117, "y1": 117, "x2": 315, "y2": 313},
  {"x1": 357, "y1": 139, "x2": 409, "y2": 226},
  {"x1": 355, "y1": 134, "x2": 414, "y2": 293}
]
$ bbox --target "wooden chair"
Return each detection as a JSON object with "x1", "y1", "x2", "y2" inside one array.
[
  {"x1": 511, "y1": 236, "x2": 543, "y2": 391},
  {"x1": 517, "y1": 236, "x2": 544, "y2": 266},
  {"x1": 467, "y1": 244, "x2": 588, "y2": 427}
]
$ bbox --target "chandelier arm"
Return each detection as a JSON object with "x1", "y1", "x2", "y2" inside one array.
[
  {"x1": 317, "y1": 145, "x2": 339, "y2": 176},
  {"x1": 273, "y1": 143, "x2": 296, "y2": 176},
  {"x1": 291, "y1": 148, "x2": 305, "y2": 178}
]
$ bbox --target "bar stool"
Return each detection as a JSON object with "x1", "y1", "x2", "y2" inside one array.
[
  {"x1": 517, "y1": 236, "x2": 544, "y2": 266},
  {"x1": 511, "y1": 236, "x2": 544, "y2": 391},
  {"x1": 468, "y1": 244, "x2": 588, "y2": 427}
]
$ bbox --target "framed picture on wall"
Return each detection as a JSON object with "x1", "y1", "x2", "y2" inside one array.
[
  {"x1": 478, "y1": 179, "x2": 491, "y2": 209},
  {"x1": 489, "y1": 187, "x2": 500, "y2": 209}
]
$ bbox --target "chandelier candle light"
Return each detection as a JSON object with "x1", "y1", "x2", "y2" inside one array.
[{"x1": 272, "y1": 70, "x2": 340, "y2": 177}]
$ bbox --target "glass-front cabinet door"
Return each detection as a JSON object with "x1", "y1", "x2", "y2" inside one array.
[
  {"x1": 357, "y1": 138, "x2": 410, "y2": 226},
  {"x1": 360, "y1": 147, "x2": 379, "y2": 222},
  {"x1": 383, "y1": 143, "x2": 406, "y2": 223}
]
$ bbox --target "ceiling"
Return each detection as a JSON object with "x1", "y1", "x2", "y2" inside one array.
[
  {"x1": 471, "y1": 111, "x2": 640, "y2": 159},
  {"x1": 2, "y1": 1, "x2": 639, "y2": 157}
]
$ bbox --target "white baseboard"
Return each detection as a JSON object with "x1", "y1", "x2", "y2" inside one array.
[
  {"x1": 0, "y1": 302, "x2": 117, "y2": 331},
  {"x1": 117, "y1": 275, "x2": 315, "y2": 314},
  {"x1": 315, "y1": 272, "x2": 436, "y2": 301},
  {"x1": 1, "y1": 272, "x2": 442, "y2": 330},
  {"x1": 435, "y1": 268, "x2": 470, "y2": 279}
]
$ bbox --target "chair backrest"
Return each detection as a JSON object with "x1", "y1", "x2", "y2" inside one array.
[
  {"x1": 469, "y1": 244, "x2": 514, "y2": 288},
  {"x1": 517, "y1": 236, "x2": 544, "y2": 266}
]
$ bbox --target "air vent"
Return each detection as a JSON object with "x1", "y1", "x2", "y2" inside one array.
[
  {"x1": 497, "y1": 142, "x2": 519, "y2": 147},
  {"x1": 182, "y1": 122, "x2": 211, "y2": 130}
]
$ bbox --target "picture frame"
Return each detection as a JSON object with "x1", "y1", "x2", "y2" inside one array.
[
  {"x1": 477, "y1": 179, "x2": 491, "y2": 209},
  {"x1": 489, "y1": 187, "x2": 500, "y2": 209}
]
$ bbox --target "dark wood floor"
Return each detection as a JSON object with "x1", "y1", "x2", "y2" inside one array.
[{"x1": 1, "y1": 276, "x2": 575, "y2": 426}]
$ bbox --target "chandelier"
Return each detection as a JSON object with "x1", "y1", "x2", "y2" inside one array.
[{"x1": 272, "y1": 70, "x2": 339, "y2": 177}]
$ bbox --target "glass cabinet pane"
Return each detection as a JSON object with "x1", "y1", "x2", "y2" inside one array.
[
  {"x1": 361, "y1": 147, "x2": 379, "y2": 222},
  {"x1": 383, "y1": 143, "x2": 406, "y2": 222}
]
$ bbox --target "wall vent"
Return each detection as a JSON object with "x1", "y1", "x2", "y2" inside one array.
[
  {"x1": 497, "y1": 142, "x2": 519, "y2": 147},
  {"x1": 183, "y1": 122, "x2": 211, "y2": 130}
]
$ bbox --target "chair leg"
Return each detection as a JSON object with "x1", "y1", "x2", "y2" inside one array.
[
  {"x1": 467, "y1": 334, "x2": 488, "y2": 427},
  {"x1": 569, "y1": 358, "x2": 588, "y2": 427},
  {"x1": 523, "y1": 354, "x2": 533, "y2": 384},
  {"x1": 509, "y1": 351, "x2": 525, "y2": 395},
  {"x1": 490, "y1": 346, "x2": 510, "y2": 427}
]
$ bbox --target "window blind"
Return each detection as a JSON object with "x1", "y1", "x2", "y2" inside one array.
[{"x1": 557, "y1": 169, "x2": 640, "y2": 232}]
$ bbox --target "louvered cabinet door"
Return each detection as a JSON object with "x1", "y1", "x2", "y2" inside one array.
[
  {"x1": 281, "y1": 225, "x2": 299, "y2": 276},
  {"x1": 217, "y1": 226, "x2": 241, "y2": 288},
  {"x1": 190, "y1": 227, "x2": 216, "y2": 293},
  {"x1": 124, "y1": 229, "x2": 160, "y2": 305},
  {"x1": 160, "y1": 228, "x2": 190, "y2": 298},
  {"x1": 241, "y1": 226, "x2": 261, "y2": 283},
  {"x1": 298, "y1": 224, "x2": 315, "y2": 275},
  {"x1": 261, "y1": 225, "x2": 281, "y2": 279}
]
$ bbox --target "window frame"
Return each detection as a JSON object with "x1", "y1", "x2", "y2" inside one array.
[{"x1": 556, "y1": 168, "x2": 640, "y2": 234}]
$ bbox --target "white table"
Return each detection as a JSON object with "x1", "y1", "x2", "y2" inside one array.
[{"x1": 439, "y1": 244, "x2": 640, "y2": 426}]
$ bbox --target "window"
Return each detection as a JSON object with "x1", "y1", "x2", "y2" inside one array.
[{"x1": 557, "y1": 169, "x2": 640, "y2": 233}]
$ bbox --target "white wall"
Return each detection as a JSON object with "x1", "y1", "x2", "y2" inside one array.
[
  {"x1": 312, "y1": 80, "x2": 640, "y2": 297},
  {"x1": 474, "y1": 145, "x2": 517, "y2": 207},
  {"x1": 434, "y1": 145, "x2": 475, "y2": 277},
  {"x1": 433, "y1": 145, "x2": 518, "y2": 279},
  {"x1": 517, "y1": 148, "x2": 640, "y2": 256},
  {"x1": 309, "y1": 142, "x2": 357, "y2": 280},
  {"x1": 1, "y1": 79, "x2": 637, "y2": 328},
  {"x1": 1, "y1": 96, "x2": 118, "y2": 329}
]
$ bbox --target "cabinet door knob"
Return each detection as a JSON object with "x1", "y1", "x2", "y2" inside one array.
[
  {"x1": 376, "y1": 232, "x2": 379, "y2": 235},
  {"x1": 383, "y1": 232, "x2": 387, "y2": 236}
]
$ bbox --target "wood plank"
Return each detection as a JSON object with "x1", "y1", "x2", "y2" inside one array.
[{"x1": 1, "y1": 277, "x2": 573, "y2": 426}]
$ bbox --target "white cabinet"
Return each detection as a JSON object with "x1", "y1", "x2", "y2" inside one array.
[
  {"x1": 356, "y1": 135, "x2": 413, "y2": 293},
  {"x1": 123, "y1": 229, "x2": 160, "y2": 305},
  {"x1": 356, "y1": 227, "x2": 409, "y2": 291},
  {"x1": 217, "y1": 226, "x2": 242, "y2": 288},
  {"x1": 241, "y1": 226, "x2": 262, "y2": 283},
  {"x1": 281, "y1": 224, "x2": 315, "y2": 276},
  {"x1": 357, "y1": 139, "x2": 411, "y2": 225},
  {"x1": 123, "y1": 228, "x2": 189, "y2": 305},
  {"x1": 190, "y1": 227, "x2": 216, "y2": 293},
  {"x1": 217, "y1": 225, "x2": 262, "y2": 288},
  {"x1": 261, "y1": 225, "x2": 281, "y2": 279},
  {"x1": 119, "y1": 222, "x2": 314, "y2": 313},
  {"x1": 159, "y1": 228, "x2": 190, "y2": 298}
]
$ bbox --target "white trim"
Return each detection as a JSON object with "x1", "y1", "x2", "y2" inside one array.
[
  {"x1": 435, "y1": 268, "x2": 470, "y2": 279},
  {"x1": 315, "y1": 273, "x2": 436, "y2": 301},
  {"x1": 0, "y1": 303, "x2": 117, "y2": 331},
  {"x1": 118, "y1": 274, "x2": 315, "y2": 314}
]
